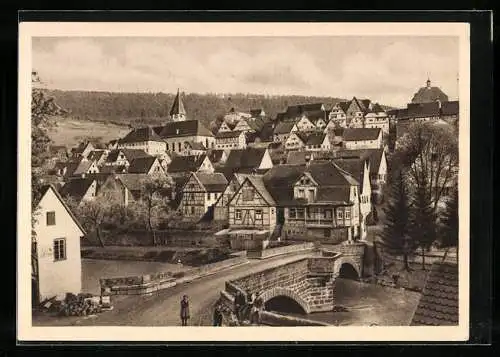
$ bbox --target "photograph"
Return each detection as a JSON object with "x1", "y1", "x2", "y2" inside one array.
[{"x1": 18, "y1": 21, "x2": 470, "y2": 342}]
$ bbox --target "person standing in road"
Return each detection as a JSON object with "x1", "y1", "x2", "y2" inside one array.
[
  {"x1": 180, "y1": 295, "x2": 190, "y2": 326},
  {"x1": 213, "y1": 304, "x2": 223, "y2": 326}
]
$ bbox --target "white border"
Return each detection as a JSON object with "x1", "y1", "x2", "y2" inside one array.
[{"x1": 18, "y1": 22, "x2": 470, "y2": 342}]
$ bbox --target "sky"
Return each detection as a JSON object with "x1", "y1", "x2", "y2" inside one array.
[{"x1": 32, "y1": 36, "x2": 459, "y2": 107}]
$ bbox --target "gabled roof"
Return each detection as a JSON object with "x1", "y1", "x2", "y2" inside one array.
[
  {"x1": 273, "y1": 120, "x2": 297, "y2": 135},
  {"x1": 286, "y1": 151, "x2": 315, "y2": 165},
  {"x1": 119, "y1": 126, "x2": 164, "y2": 144},
  {"x1": 316, "y1": 187, "x2": 351, "y2": 204},
  {"x1": 360, "y1": 99, "x2": 372, "y2": 111},
  {"x1": 263, "y1": 164, "x2": 307, "y2": 205},
  {"x1": 275, "y1": 112, "x2": 288, "y2": 122},
  {"x1": 249, "y1": 108, "x2": 265, "y2": 117},
  {"x1": 259, "y1": 121, "x2": 276, "y2": 141},
  {"x1": 155, "y1": 120, "x2": 214, "y2": 138},
  {"x1": 87, "y1": 150, "x2": 107, "y2": 163},
  {"x1": 371, "y1": 103, "x2": 385, "y2": 113},
  {"x1": 36, "y1": 185, "x2": 86, "y2": 234},
  {"x1": 233, "y1": 175, "x2": 276, "y2": 206},
  {"x1": 306, "y1": 161, "x2": 359, "y2": 187},
  {"x1": 63, "y1": 158, "x2": 95, "y2": 177},
  {"x1": 71, "y1": 141, "x2": 93, "y2": 154},
  {"x1": 410, "y1": 262, "x2": 458, "y2": 326},
  {"x1": 333, "y1": 101, "x2": 350, "y2": 113},
  {"x1": 332, "y1": 158, "x2": 368, "y2": 193},
  {"x1": 167, "y1": 154, "x2": 208, "y2": 174},
  {"x1": 224, "y1": 147, "x2": 268, "y2": 170},
  {"x1": 286, "y1": 103, "x2": 325, "y2": 117},
  {"x1": 169, "y1": 89, "x2": 187, "y2": 116},
  {"x1": 411, "y1": 80, "x2": 449, "y2": 104},
  {"x1": 207, "y1": 149, "x2": 226, "y2": 164},
  {"x1": 192, "y1": 172, "x2": 228, "y2": 192},
  {"x1": 343, "y1": 128, "x2": 381, "y2": 141},
  {"x1": 127, "y1": 156, "x2": 160, "y2": 174},
  {"x1": 59, "y1": 178, "x2": 96, "y2": 202},
  {"x1": 99, "y1": 165, "x2": 128, "y2": 174},
  {"x1": 115, "y1": 173, "x2": 149, "y2": 192},
  {"x1": 185, "y1": 141, "x2": 207, "y2": 151},
  {"x1": 105, "y1": 149, "x2": 150, "y2": 163},
  {"x1": 333, "y1": 148, "x2": 385, "y2": 174},
  {"x1": 403, "y1": 102, "x2": 441, "y2": 119},
  {"x1": 304, "y1": 132, "x2": 327, "y2": 146},
  {"x1": 440, "y1": 101, "x2": 459, "y2": 116},
  {"x1": 216, "y1": 130, "x2": 245, "y2": 139},
  {"x1": 303, "y1": 110, "x2": 327, "y2": 122}
]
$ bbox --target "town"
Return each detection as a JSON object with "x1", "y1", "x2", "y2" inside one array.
[{"x1": 31, "y1": 73, "x2": 459, "y2": 327}]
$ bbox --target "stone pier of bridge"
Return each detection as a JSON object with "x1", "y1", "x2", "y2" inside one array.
[{"x1": 219, "y1": 242, "x2": 366, "y2": 316}]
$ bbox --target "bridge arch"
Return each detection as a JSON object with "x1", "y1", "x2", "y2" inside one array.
[
  {"x1": 259, "y1": 286, "x2": 311, "y2": 314},
  {"x1": 336, "y1": 257, "x2": 361, "y2": 280}
]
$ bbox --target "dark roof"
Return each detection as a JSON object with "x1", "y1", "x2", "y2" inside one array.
[
  {"x1": 119, "y1": 126, "x2": 164, "y2": 143},
  {"x1": 410, "y1": 262, "x2": 458, "y2": 326},
  {"x1": 440, "y1": 101, "x2": 459, "y2": 116},
  {"x1": 115, "y1": 173, "x2": 149, "y2": 192},
  {"x1": 259, "y1": 121, "x2": 276, "y2": 141},
  {"x1": 306, "y1": 161, "x2": 358, "y2": 187},
  {"x1": 246, "y1": 175, "x2": 276, "y2": 205},
  {"x1": 401, "y1": 102, "x2": 441, "y2": 119},
  {"x1": 167, "y1": 154, "x2": 208, "y2": 174},
  {"x1": 155, "y1": 120, "x2": 213, "y2": 138},
  {"x1": 99, "y1": 165, "x2": 128, "y2": 174},
  {"x1": 169, "y1": 89, "x2": 187, "y2": 116},
  {"x1": 37, "y1": 185, "x2": 86, "y2": 234},
  {"x1": 332, "y1": 158, "x2": 367, "y2": 193},
  {"x1": 333, "y1": 148, "x2": 385, "y2": 174},
  {"x1": 59, "y1": 178, "x2": 95, "y2": 202},
  {"x1": 71, "y1": 142, "x2": 92, "y2": 154},
  {"x1": 273, "y1": 120, "x2": 297, "y2": 135},
  {"x1": 105, "y1": 149, "x2": 150, "y2": 163},
  {"x1": 371, "y1": 103, "x2": 385, "y2": 113},
  {"x1": 249, "y1": 109, "x2": 265, "y2": 117},
  {"x1": 87, "y1": 150, "x2": 106, "y2": 163},
  {"x1": 207, "y1": 149, "x2": 226, "y2": 164},
  {"x1": 303, "y1": 110, "x2": 328, "y2": 122},
  {"x1": 127, "y1": 156, "x2": 159, "y2": 174},
  {"x1": 49, "y1": 145, "x2": 68, "y2": 154},
  {"x1": 224, "y1": 147, "x2": 268, "y2": 170},
  {"x1": 263, "y1": 164, "x2": 306, "y2": 205},
  {"x1": 335, "y1": 101, "x2": 350, "y2": 113},
  {"x1": 304, "y1": 132, "x2": 326, "y2": 146},
  {"x1": 343, "y1": 128, "x2": 381, "y2": 141},
  {"x1": 286, "y1": 103, "x2": 324, "y2": 117},
  {"x1": 216, "y1": 130, "x2": 245, "y2": 139},
  {"x1": 193, "y1": 172, "x2": 228, "y2": 192},
  {"x1": 185, "y1": 141, "x2": 207, "y2": 150},
  {"x1": 316, "y1": 187, "x2": 351, "y2": 204},
  {"x1": 286, "y1": 151, "x2": 314, "y2": 165},
  {"x1": 247, "y1": 117, "x2": 266, "y2": 132},
  {"x1": 63, "y1": 158, "x2": 95, "y2": 177},
  {"x1": 275, "y1": 112, "x2": 288, "y2": 122},
  {"x1": 411, "y1": 81, "x2": 449, "y2": 104}
]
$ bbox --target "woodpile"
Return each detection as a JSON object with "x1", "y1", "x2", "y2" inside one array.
[{"x1": 39, "y1": 293, "x2": 110, "y2": 317}]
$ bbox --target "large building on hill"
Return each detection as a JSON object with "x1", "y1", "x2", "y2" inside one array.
[
  {"x1": 411, "y1": 79, "x2": 449, "y2": 104},
  {"x1": 153, "y1": 120, "x2": 215, "y2": 153}
]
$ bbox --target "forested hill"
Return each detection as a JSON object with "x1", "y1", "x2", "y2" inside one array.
[{"x1": 46, "y1": 89, "x2": 349, "y2": 128}]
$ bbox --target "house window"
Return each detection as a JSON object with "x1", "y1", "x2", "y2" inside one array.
[
  {"x1": 255, "y1": 210, "x2": 263, "y2": 220},
  {"x1": 337, "y1": 210, "x2": 344, "y2": 219},
  {"x1": 46, "y1": 211, "x2": 56, "y2": 226},
  {"x1": 297, "y1": 208, "x2": 305, "y2": 219},
  {"x1": 297, "y1": 189, "x2": 304, "y2": 198},
  {"x1": 236, "y1": 209, "x2": 242, "y2": 220},
  {"x1": 242, "y1": 188, "x2": 254, "y2": 201},
  {"x1": 289, "y1": 208, "x2": 296, "y2": 219},
  {"x1": 207, "y1": 193, "x2": 211, "y2": 200},
  {"x1": 178, "y1": 143, "x2": 182, "y2": 152},
  {"x1": 53, "y1": 238, "x2": 66, "y2": 261},
  {"x1": 191, "y1": 206, "x2": 195, "y2": 215},
  {"x1": 345, "y1": 210, "x2": 351, "y2": 219},
  {"x1": 353, "y1": 187, "x2": 357, "y2": 197}
]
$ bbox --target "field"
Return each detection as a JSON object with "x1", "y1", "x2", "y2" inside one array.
[{"x1": 47, "y1": 117, "x2": 131, "y2": 147}]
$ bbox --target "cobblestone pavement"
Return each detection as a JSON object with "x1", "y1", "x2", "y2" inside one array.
[{"x1": 38, "y1": 253, "x2": 313, "y2": 327}]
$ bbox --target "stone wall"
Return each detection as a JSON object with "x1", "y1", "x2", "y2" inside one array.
[
  {"x1": 100, "y1": 252, "x2": 247, "y2": 296},
  {"x1": 246, "y1": 242, "x2": 315, "y2": 259}
]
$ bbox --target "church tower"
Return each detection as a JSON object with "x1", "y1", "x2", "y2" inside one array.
[{"x1": 169, "y1": 89, "x2": 187, "y2": 122}]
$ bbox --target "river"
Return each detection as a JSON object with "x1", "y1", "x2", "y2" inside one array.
[{"x1": 274, "y1": 278, "x2": 421, "y2": 326}]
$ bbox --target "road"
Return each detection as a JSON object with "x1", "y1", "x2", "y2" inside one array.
[{"x1": 46, "y1": 252, "x2": 313, "y2": 327}]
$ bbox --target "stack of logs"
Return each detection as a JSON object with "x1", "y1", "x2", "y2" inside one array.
[{"x1": 40, "y1": 293, "x2": 105, "y2": 317}]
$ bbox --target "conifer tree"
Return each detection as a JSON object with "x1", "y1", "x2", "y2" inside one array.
[
  {"x1": 381, "y1": 169, "x2": 414, "y2": 271},
  {"x1": 440, "y1": 187, "x2": 459, "y2": 263},
  {"x1": 410, "y1": 184, "x2": 437, "y2": 270}
]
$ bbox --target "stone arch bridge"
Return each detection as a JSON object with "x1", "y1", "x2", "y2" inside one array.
[{"x1": 220, "y1": 242, "x2": 366, "y2": 315}]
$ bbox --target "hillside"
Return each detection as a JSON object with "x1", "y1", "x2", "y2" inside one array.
[{"x1": 46, "y1": 89, "x2": 352, "y2": 129}]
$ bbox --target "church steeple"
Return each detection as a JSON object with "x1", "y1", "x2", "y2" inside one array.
[{"x1": 169, "y1": 88, "x2": 186, "y2": 122}]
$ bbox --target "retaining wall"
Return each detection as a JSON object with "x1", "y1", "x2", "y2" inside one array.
[
  {"x1": 100, "y1": 251, "x2": 247, "y2": 296},
  {"x1": 246, "y1": 242, "x2": 315, "y2": 259}
]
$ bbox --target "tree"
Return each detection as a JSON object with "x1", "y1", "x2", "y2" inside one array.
[
  {"x1": 136, "y1": 174, "x2": 174, "y2": 246},
  {"x1": 381, "y1": 169, "x2": 415, "y2": 271},
  {"x1": 395, "y1": 122, "x2": 458, "y2": 213},
  {"x1": 439, "y1": 186, "x2": 459, "y2": 263},
  {"x1": 409, "y1": 184, "x2": 437, "y2": 270}
]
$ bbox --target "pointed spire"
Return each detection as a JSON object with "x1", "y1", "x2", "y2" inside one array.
[{"x1": 169, "y1": 88, "x2": 186, "y2": 120}]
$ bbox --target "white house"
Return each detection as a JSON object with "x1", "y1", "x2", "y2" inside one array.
[
  {"x1": 295, "y1": 115, "x2": 317, "y2": 132},
  {"x1": 343, "y1": 128, "x2": 383, "y2": 150},
  {"x1": 117, "y1": 126, "x2": 167, "y2": 156},
  {"x1": 363, "y1": 103, "x2": 389, "y2": 136},
  {"x1": 32, "y1": 185, "x2": 85, "y2": 302},
  {"x1": 284, "y1": 132, "x2": 307, "y2": 151},
  {"x1": 215, "y1": 130, "x2": 247, "y2": 150},
  {"x1": 328, "y1": 101, "x2": 349, "y2": 127}
]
